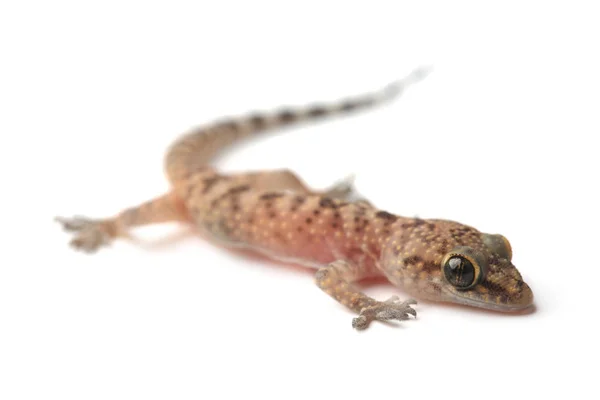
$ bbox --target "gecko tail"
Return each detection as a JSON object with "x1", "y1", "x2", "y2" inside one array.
[
  {"x1": 273, "y1": 65, "x2": 434, "y2": 122},
  {"x1": 165, "y1": 66, "x2": 432, "y2": 185},
  {"x1": 378, "y1": 65, "x2": 433, "y2": 103}
]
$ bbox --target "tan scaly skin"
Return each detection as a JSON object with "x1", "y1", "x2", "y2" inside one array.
[{"x1": 56, "y1": 68, "x2": 534, "y2": 330}]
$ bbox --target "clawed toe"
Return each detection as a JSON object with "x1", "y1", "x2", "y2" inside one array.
[
  {"x1": 352, "y1": 315, "x2": 369, "y2": 330},
  {"x1": 70, "y1": 228, "x2": 111, "y2": 252},
  {"x1": 323, "y1": 175, "x2": 356, "y2": 199},
  {"x1": 55, "y1": 216, "x2": 113, "y2": 253},
  {"x1": 55, "y1": 216, "x2": 97, "y2": 232},
  {"x1": 352, "y1": 297, "x2": 418, "y2": 330}
]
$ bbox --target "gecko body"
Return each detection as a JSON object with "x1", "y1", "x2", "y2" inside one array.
[{"x1": 57, "y1": 68, "x2": 534, "y2": 329}]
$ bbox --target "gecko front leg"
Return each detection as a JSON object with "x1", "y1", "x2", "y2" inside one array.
[
  {"x1": 315, "y1": 260, "x2": 417, "y2": 330},
  {"x1": 56, "y1": 192, "x2": 187, "y2": 253}
]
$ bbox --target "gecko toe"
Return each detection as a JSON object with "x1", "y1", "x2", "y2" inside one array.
[
  {"x1": 55, "y1": 216, "x2": 97, "y2": 232},
  {"x1": 57, "y1": 216, "x2": 113, "y2": 252},
  {"x1": 353, "y1": 297, "x2": 417, "y2": 330},
  {"x1": 323, "y1": 175, "x2": 356, "y2": 200},
  {"x1": 384, "y1": 295, "x2": 401, "y2": 304},
  {"x1": 70, "y1": 229, "x2": 110, "y2": 252},
  {"x1": 352, "y1": 315, "x2": 369, "y2": 330},
  {"x1": 404, "y1": 306, "x2": 417, "y2": 317}
]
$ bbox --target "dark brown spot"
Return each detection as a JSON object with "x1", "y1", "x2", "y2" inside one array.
[
  {"x1": 340, "y1": 101, "x2": 358, "y2": 112},
  {"x1": 202, "y1": 175, "x2": 223, "y2": 194},
  {"x1": 294, "y1": 196, "x2": 306, "y2": 205},
  {"x1": 308, "y1": 106, "x2": 327, "y2": 117},
  {"x1": 305, "y1": 217, "x2": 313, "y2": 224},
  {"x1": 319, "y1": 197, "x2": 339, "y2": 209},
  {"x1": 232, "y1": 204, "x2": 240, "y2": 212},
  {"x1": 313, "y1": 209, "x2": 321, "y2": 216},
  {"x1": 278, "y1": 109, "x2": 297, "y2": 123},
  {"x1": 215, "y1": 218, "x2": 233, "y2": 237},
  {"x1": 402, "y1": 218, "x2": 426, "y2": 229},
  {"x1": 480, "y1": 281, "x2": 508, "y2": 295},
  {"x1": 497, "y1": 294, "x2": 510, "y2": 304},
  {"x1": 297, "y1": 226, "x2": 303, "y2": 232},
  {"x1": 219, "y1": 119, "x2": 239, "y2": 132},
  {"x1": 375, "y1": 211, "x2": 398, "y2": 223},
  {"x1": 268, "y1": 212, "x2": 276, "y2": 219},
  {"x1": 423, "y1": 261, "x2": 439, "y2": 272},
  {"x1": 332, "y1": 223, "x2": 339, "y2": 229},
  {"x1": 333, "y1": 212, "x2": 341, "y2": 219},
  {"x1": 248, "y1": 114, "x2": 267, "y2": 129},
  {"x1": 403, "y1": 255, "x2": 423, "y2": 265},
  {"x1": 515, "y1": 280, "x2": 524, "y2": 290},
  {"x1": 430, "y1": 283, "x2": 442, "y2": 292},
  {"x1": 343, "y1": 98, "x2": 372, "y2": 111},
  {"x1": 260, "y1": 192, "x2": 284, "y2": 200},
  {"x1": 228, "y1": 184, "x2": 251, "y2": 195},
  {"x1": 211, "y1": 184, "x2": 251, "y2": 207}
]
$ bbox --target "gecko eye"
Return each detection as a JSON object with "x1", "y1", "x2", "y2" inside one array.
[
  {"x1": 443, "y1": 256, "x2": 475, "y2": 288},
  {"x1": 442, "y1": 248, "x2": 486, "y2": 289}
]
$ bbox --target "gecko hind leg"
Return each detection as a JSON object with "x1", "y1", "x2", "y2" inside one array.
[
  {"x1": 315, "y1": 260, "x2": 417, "y2": 330},
  {"x1": 320, "y1": 174, "x2": 356, "y2": 199},
  {"x1": 245, "y1": 169, "x2": 360, "y2": 200},
  {"x1": 321, "y1": 175, "x2": 375, "y2": 207},
  {"x1": 239, "y1": 169, "x2": 372, "y2": 206},
  {"x1": 56, "y1": 192, "x2": 187, "y2": 253}
]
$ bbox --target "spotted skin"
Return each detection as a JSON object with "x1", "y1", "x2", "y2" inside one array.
[{"x1": 56, "y1": 67, "x2": 533, "y2": 330}]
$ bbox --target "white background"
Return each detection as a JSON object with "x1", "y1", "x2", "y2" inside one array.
[{"x1": 1, "y1": 1, "x2": 599, "y2": 399}]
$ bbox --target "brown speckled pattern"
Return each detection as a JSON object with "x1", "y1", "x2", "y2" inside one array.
[{"x1": 56, "y1": 68, "x2": 533, "y2": 329}]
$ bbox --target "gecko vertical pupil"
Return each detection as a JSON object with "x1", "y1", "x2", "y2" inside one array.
[{"x1": 444, "y1": 256, "x2": 475, "y2": 288}]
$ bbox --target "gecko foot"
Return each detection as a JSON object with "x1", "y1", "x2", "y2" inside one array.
[
  {"x1": 352, "y1": 296, "x2": 417, "y2": 330},
  {"x1": 323, "y1": 174, "x2": 356, "y2": 200},
  {"x1": 55, "y1": 216, "x2": 115, "y2": 253}
]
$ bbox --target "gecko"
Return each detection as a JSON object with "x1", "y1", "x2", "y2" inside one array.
[{"x1": 56, "y1": 67, "x2": 534, "y2": 330}]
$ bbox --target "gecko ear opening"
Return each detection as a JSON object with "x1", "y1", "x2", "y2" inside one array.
[{"x1": 482, "y1": 234, "x2": 512, "y2": 260}]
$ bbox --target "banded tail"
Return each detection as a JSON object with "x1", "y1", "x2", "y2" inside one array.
[{"x1": 165, "y1": 66, "x2": 431, "y2": 184}]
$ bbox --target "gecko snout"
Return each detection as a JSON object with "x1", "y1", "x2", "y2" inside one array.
[{"x1": 513, "y1": 280, "x2": 534, "y2": 309}]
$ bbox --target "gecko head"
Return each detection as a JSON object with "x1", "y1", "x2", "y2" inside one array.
[{"x1": 438, "y1": 233, "x2": 533, "y2": 312}]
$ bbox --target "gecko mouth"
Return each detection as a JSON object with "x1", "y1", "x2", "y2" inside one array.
[
  {"x1": 451, "y1": 297, "x2": 533, "y2": 312},
  {"x1": 443, "y1": 283, "x2": 534, "y2": 312}
]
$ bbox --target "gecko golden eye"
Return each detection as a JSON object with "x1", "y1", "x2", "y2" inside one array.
[{"x1": 443, "y1": 255, "x2": 480, "y2": 289}]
